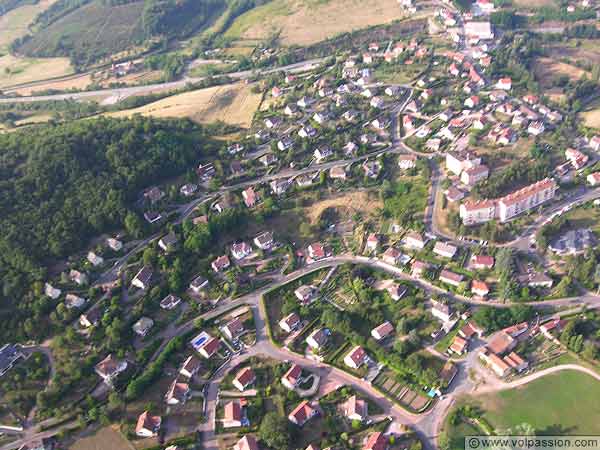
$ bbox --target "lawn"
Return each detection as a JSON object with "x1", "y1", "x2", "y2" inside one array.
[
  {"x1": 444, "y1": 370, "x2": 600, "y2": 449},
  {"x1": 107, "y1": 82, "x2": 262, "y2": 128},
  {"x1": 224, "y1": 0, "x2": 408, "y2": 46}
]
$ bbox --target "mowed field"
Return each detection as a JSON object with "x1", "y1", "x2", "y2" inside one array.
[
  {"x1": 69, "y1": 426, "x2": 134, "y2": 450},
  {"x1": 0, "y1": 53, "x2": 73, "y2": 88},
  {"x1": 107, "y1": 82, "x2": 262, "y2": 128},
  {"x1": 582, "y1": 107, "x2": 600, "y2": 129},
  {"x1": 512, "y1": 0, "x2": 557, "y2": 8},
  {"x1": 224, "y1": 0, "x2": 407, "y2": 46},
  {"x1": 446, "y1": 370, "x2": 600, "y2": 449}
]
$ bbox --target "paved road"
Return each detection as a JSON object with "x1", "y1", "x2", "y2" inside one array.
[{"x1": 0, "y1": 58, "x2": 327, "y2": 105}]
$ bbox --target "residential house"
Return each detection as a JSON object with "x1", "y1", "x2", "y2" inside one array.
[
  {"x1": 364, "y1": 432, "x2": 388, "y2": 450},
  {"x1": 259, "y1": 153, "x2": 278, "y2": 167},
  {"x1": 189, "y1": 276, "x2": 209, "y2": 294},
  {"x1": 479, "y1": 348, "x2": 511, "y2": 377},
  {"x1": 471, "y1": 254, "x2": 495, "y2": 269},
  {"x1": 165, "y1": 380, "x2": 190, "y2": 405},
  {"x1": 503, "y1": 352, "x2": 529, "y2": 373},
  {"x1": 223, "y1": 317, "x2": 244, "y2": 341},
  {"x1": 371, "y1": 321, "x2": 394, "y2": 341},
  {"x1": 496, "y1": 78, "x2": 512, "y2": 90},
  {"x1": 254, "y1": 231, "x2": 274, "y2": 250},
  {"x1": 387, "y1": 284, "x2": 408, "y2": 301},
  {"x1": 314, "y1": 146, "x2": 333, "y2": 162},
  {"x1": 79, "y1": 303, "x2": 103, "y2": 328},
  {"x1": 587, "y1": 172, "x2": 600, "y2": 186},
  {"x1": 198, "y1": 337, "x2": 221, "y2": 359},
  {"x1": 288, "y1": 400, "x2": 318, "y2": 426},
  {"x1": 459, "y1": 322, "x2": 485, "y2": 339},
  {"x1": 158, "y1": 232, "x2": 178, "y2": 252},
  {"x1": 270, "y1": 179, "x2": 289, "y2": 196},
  {"x1": 233, "y1": 367, "x2": 256, "y2": 392},
  {"x1": 223, "y1": 401, "x2": 243, "y2": 428},
  {"x1": 306, "y1": 328, "x2": 328, "y2": 350},
  {"x1": 329, "y1": 166, "x2": 348, "y2": 180},
  {"x1": 449, "y1": 335, "x2": 468, "y2": 355},
  {"x1": 95, "y1": 354, "x2": 127, "y2": 386},
  {"x1": 433, "y1": 242, "x2": 458, "y2": 259},
  {"x1": 295, "y1": 285, "x2": 318, "y2": 305},
  {"x1": 527, "y1": 121, "x2": 545, "y2": 136},
  {"x1": 464, "y1": 21, "x2": 494, "y2": 41},
  {"x1": 180, "y1": 183, "x2": 198, "y2": 197},
  {"x1": 366, "y1": 233, "x2": 379, "y2": 252},
  {"x1": 231, "y1": 242, "x2": 253, "y2": 260},
  {"x1": 65, "y1": 293, "x2": 86, "y2": 309},
  {"x1": 439, "y1": 269, "x2": 464, "y2": 287},
  {"x1": 445, "y1": 186, "x2": 465, "y2": 203},
  {"x1": 0, "y1": 344, "x2": 24, "y2": 377},
  {"x1": 107, "y1": 238, "x2": 123, "y2": 251},
  {"x1": 278, "y1": 136, "x2": 295, "y2": 151},
  {"x1": 431, "y1": 300, "x2": 453, "y2": 322},
  {"x1": 382, "y1": 247, "x2": 402, "y2": 265},
  {"x1": 411, "y1": 260, "x2": 429, "y2": 278},
  {"x1": 69, "y1": 269, "x2": 88, "y2": 286},
  {"x1": 212, "y1": 255, "x2": 231, "y2": 272},
  {"x1": 404, "y1": 231, "x2": 426, "y2": 250},
  {"x1": 279, "y1": 313, "x2": 301, "y2": 333},
  {"x1": 264, "y1": 117, "x2": 282, "y2": 129},
  {"x1": 133, "y1": 317, "x2": 154, "y2": 337},
  {"x1": 135, "y1": 411, "x2": 161, "y2": 437},
  {"x1": 344, "y1": 346, "x2": 367, "y2": 369},
  {"x1": 308, "y1": 242, "x2": 329, "y2": 260},
  {"x1": 298, "y1": 125, "x2": 317, "y2": 139},
  {"x1": 471, "y1": 280, "x2": 490, "y2": 297},
  {"x1": 565, "y1": 148, "x2": 589, "y2": 170},
  {"x1": 282, "y1": 364, "x2": 303, "y2": 390},
  {"x1": 234, "y1": 436, "x2": 259, "y2": 450},
  {"x1": 144, "y1": 187, "x2": 165, "y2": 204},
  {"x1": 398, "y1": 154, "x2": 417, "y2": 170},
  {"x1": 487, "y1": 331, "x2": 516, "y2": 355},
  {"x1": 242, "y1": 187, "x2": 259, "y2": 208},
  {"x1": 342, "y1": 395, "x2": 368, "y2": 422},
  {"x1": 370, "y1": 97, "x2": 385, "y2": 109},
  {"x1": 179, "y1": 355, "x2": 201, "y2": 379},
  {"x1": 132, "y1": 266, "x2": 153, "y2": 290}
]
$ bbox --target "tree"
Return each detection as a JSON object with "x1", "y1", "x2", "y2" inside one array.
[
  {"x1": 125, "y1": 212, "x2": 143, "y2": 238},
  {"x1": 258, "y1": 412, "x2": 291, "y2": 450}
]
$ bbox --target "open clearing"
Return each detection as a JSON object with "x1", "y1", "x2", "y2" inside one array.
[
  {"x1": 0, "y1": 0, "x2": 58, "y2": 51},
  {"x1": 445, "y1": 370, "x2": 600, "y2": 449},
  {"x1": 582, "y1": 108, "x2": 600, "y2": 129},
  {"x1": 69, "y1": 426, "x2": 133, "y2": 450},
  {"x1": 306, "y1": 190, "x2": 383, "y2": 224},
  {"x1": 0, "y1": 54, "x2": 73, "y2": 89},
  {"x1": 534, "y1": 57, "x2": 589, "y2": 88},
  {"x1": 107, "y1": 82, "x2": 262, "y2": 128},
  {"x1": 512, "y1": 0, "x2": 557, "y2": 8},
  {"x1": 224, "y1": 0, "x2": 407, "y2": 46}
]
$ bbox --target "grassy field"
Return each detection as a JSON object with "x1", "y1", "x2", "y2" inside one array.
[
  {"x1": 512, "y1": 0, "x2": 557, "y2": 8},
  {"x1": 0, "y1": 0, "x2": 57, "y2": 51},
  {"x1": 224, "y1": 0, "x2": 407, "y2": 46},
  {"x1": 445, "y1": 370, "x2": 600, "y2": 449},
  {"x1": 107, "y1": 82, "x2": 262, "y2": 128},
  {"x1": 69, "y1": 426, "x2": 134, "y2": 450},
  {"x1": 533, "y1": 57, "x2": 589, "y2": 89},
  {"x1": 0, "y1": 53, "x2": 73, "y2": 88},
  {"x1": 582, "y1": 108, "x2": 600, "y2": 129}
]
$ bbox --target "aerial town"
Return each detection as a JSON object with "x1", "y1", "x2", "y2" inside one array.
[{"x1": 1, "y1": 0, "x2": 600, "y2": 450}]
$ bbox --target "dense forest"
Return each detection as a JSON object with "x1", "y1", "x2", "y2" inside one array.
[{"x1": 0, "y1": 116, "x2": 215, "y2": 342}]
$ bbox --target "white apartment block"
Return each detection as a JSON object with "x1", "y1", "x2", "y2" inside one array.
[
  {"x1": 460, "y1": 178, "x2": 557, "y2": 225},
  {"x1": 446, "y1": 152, "x2": 481, "y2": 176},
  {"x1": 497, "y1": 178, "x2": 557, "y2": 222}
]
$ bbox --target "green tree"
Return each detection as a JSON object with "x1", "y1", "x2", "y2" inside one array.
[{"x1": 258, "y1": 412, "x2": 291, "y2": 450}]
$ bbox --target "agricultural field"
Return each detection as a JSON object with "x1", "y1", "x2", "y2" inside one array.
[
  {"x1": 0, "y1": 53, "x2": 73, "y2": 89},
  {"x1": 444, "y1": 370, "x2": 600, "y2": 450},
  {"x1": 512, "y1": 0, "x2": 557, "y2": 8},
  {"x1": 69, "y1": 426, "x2": 133, "y2": 450},
  {"x1": 582, "y1": 98, "x2": 600, "y2": 129},
  {"x1": 107, "y1": 82, "x2": 263, "y2": 128},
  {"x1": 224, "y1": 0, "x2": 408, "y2": 46}
]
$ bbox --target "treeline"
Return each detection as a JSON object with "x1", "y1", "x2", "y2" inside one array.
[
  {"x1": 31, "y1": 0, "x2": 92, "y2": 28},
  {"x1": 0, "y1": 116, "x2": 216, "y2": 343}
]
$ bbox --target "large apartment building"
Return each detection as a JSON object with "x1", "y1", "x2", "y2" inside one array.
[
  {"x1": 459, "y1": 178, "x2": 557, "y2": 225},
  {"x1": 497, "y1": 178, "x2": 557, "y2": 222}
]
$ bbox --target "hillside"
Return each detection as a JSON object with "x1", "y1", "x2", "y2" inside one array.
[
  {"x1": 0, "y1": 116, "x2": 217, "y2": 342},
  {"x1": 223, "y1": 0, "x2": 408, "y2": 46},
  {"x1": 12, "y1": 0, "x2": 229, "y2": 67}
]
